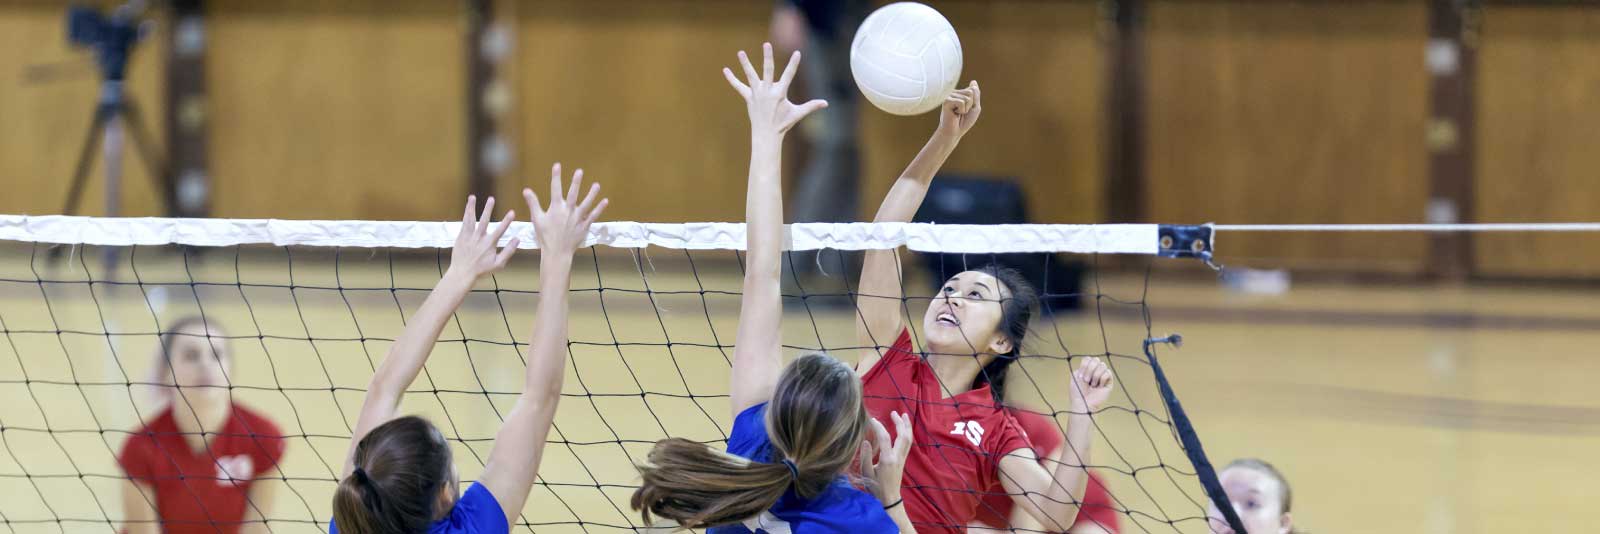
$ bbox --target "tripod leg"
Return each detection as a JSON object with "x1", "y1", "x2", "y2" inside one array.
[
  {"x1": 50, "y1": 105, "x2": 111, "y2": 265},
  {"x1": 62, "y1": 104, "x2": 112, "y2": 216},
  {"x1": 119, "y1": 100, "x2": 172, "y2": 216},
  {"x1": 101, "y1": 114, "x2": 125, "y2": 274}
]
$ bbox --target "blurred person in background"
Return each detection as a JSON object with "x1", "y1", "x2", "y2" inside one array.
[
  {"x1": 119, "y1": 317, "x2": 287, "y2": 534},
  {"x1": 1208, "y1": 458, "x2": 1298, "y2": 534},
  {"x1": 771, "y1": 0, "x2": 869, "y2": 300},
  {"x1": 969, "y1": 406, "x2": 1121, "y2": 534}
]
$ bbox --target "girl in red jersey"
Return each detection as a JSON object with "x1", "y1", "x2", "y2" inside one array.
[
  {"x1": 969, "y1": 407, "x2": 1120, "y2": 534},
  {"x1": 853, "y1": 82, "x2": 1117, "y2": 534},
  {"x1": 119, "y1": 317, "x2": 287, "y2": 534}
]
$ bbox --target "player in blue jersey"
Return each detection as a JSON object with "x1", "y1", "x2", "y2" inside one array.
[
  {"x1": 629, "y1": 44, "x2": 917, "y2": 533},
  {"x1": 328, "y1": 168, "x2": 607, "y2": 534}
]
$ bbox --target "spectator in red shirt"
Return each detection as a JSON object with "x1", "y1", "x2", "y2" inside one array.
[
  {"x1": 118, "y1": 317, "x2": 287, "y2": 534},
  {"x1": 969, "y1": 408, "x2": 1120, "y2": 534},
  {"x1": 853, "y1": 82, "x2": 1117, "y2": 534}
]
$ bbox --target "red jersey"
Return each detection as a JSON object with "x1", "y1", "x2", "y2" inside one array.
[
  {"x1": 971, "y1": 409, "x2": 1120, "y2": 532},
  {"x1": 860, "y1": 329, "x2": 1033, "y2": 534},
  {"x1": 117, "y1": 404, "x2": 287, "y2": 534}
]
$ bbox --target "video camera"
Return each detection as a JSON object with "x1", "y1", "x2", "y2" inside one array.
[{"x1": 67, "y1": 1, "x2": 150, "y2": 82}]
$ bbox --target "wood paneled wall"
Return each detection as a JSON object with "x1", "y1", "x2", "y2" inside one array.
[
  {"x1": 0, "y1": 1, "x2": 167, "y2": 217},
  {"x1": 206, "y1": 0, "x2": 466, "y2": 221},
  {"x1": 1475, "y1": 5, "x2": 1600, "y2": 278},
  {"x1": 1144, "y1": 0, "x2": 1431, "y2": 273},
  {"x1": 507, "y1": 0, "x2": 1103, "y2": 224},
  {"x1": 505, "y1": 0, "x2": 768, "y2": 223},
  {"x1": 2, "y1": 1, "x2": 1599, "y2": 278},
  {"x1": 860, "y1": 0, "x2": 1105, "y2": 224}
]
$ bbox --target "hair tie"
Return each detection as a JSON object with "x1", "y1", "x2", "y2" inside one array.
[
  {"x1": 779, "y1": 458, "x2": 799, "y2": 482},
  {"x1": 351, "y1": 467, "x2": 383, "y2": 508}
]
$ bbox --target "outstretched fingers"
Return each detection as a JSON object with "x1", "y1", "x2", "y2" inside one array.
[
  {"x1": 777, "y1": 50, "x2": 801, "y2": 89},
  {"x1": 522, "y1": 187, "x2": 543, "y2": 219},
  {"x1": 460, "y1": 195, "x2": 477, "y2": 239},
  {"x1": 549, "y1": 163, "x2": 565, "y2": 207},
  {"x1": 738, "y1": 50, "x2": 759, "y2": 87},
  {"x1": 476, "y1": 196, "x2": 496, "y2": 235},
  {"x1": 723, "y1": 67, "x2": 751, "y2": 98},
  {"x1": 565, "y1": 169, "x2": 584, "y2": 205},
  {"x1": 761, "y1": 42, "x2": 775, "y2": 82}
]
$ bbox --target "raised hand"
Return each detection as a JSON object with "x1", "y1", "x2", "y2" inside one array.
[
  {"x1": 935, "y1": 80, "x2": 982, "y2": 140},
  {"x1": 859, "y1": 410, "x2": 914, "y2": 503},
  {"x1": 524, "y1": 163, "x2": 607, "y2": 255},
  {"x1": 723, "y1": 42, "x2": 828, "y2": 136},
  {"x1": 1069, "y1": 357, "x2": 1115, "y2": 414},
  {"x1": 449, "y1": 195, "x2": 519, "y2": 280}
]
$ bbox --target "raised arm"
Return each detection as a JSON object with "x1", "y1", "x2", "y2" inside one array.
[
  {"x1": 478, "y1": 164, "x2": 608, "y2": 525},
  {"x1": 997, "y1": 357, "x2": 1114, "y2": 531},
  {"x1": 341, "y1": 196, "x2": 518, "y2": 477},
  {"x1": 724, "y1": 43, "x2": 828, "y2": 417},
  {"x1": 855, "y1": 82, "x2": 982, "y2": 375}
]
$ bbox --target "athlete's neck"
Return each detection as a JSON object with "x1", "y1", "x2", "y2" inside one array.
[
  {"x1": 925, "y1": 349, "x2": 983, "y2": 400},
  {"x1": 171, "y1": 395, "x2": 230, "y2": 450}
]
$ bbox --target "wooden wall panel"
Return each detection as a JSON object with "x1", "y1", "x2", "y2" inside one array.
[
  {"x1": 0, "y1": 1, "x2": 166, "y2": 217},
  {"x1": 508, "y1": 0, "x2": 768, "y2": 224},
  {"x1": 1475, "y1": 5, "x2": 1600, "y2": 279},
  {"x1": 860, "y1": 0, "x2": 1105, "y2": 224},
  {"x1": 1145, "y1": 1, "x2": 1431, "y2": 273},
  {"x1": 206, "y1": 0, "x2": 465, "y2": 221},
  {"x1": 511, "y1": 0, "x2": 1103, "y2": 224}
]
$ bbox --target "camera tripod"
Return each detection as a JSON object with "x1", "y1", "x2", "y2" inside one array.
[
  {"x1": 61, "y1": 80, "x2": 169, "y2": 223},
  {"x1": 53, "y1": 1, "x2": 172, "y2": 271}
]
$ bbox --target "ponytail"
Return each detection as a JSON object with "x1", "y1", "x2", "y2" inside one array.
[
  {"x1": 631, "y1": 353, "x2": 868, "y2": 528},
  {"x1": 331, "y1": 416, "x2": 454, "y2": 534},
  {"x1": 331, "y1": 471, "x2": 381, "y2": 534},
  {"x1": 630, "y1": 438, "x2": 796, "y2": 528}
]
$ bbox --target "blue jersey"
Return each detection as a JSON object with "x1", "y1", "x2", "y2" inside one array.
[
  {"x1": 330, "y1": 482, "x2": 508, "y2": 534},
  {"x1": 708, "y1": 403, "x2": 898, "y2": 534}
]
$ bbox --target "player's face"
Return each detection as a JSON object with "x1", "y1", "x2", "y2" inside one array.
[
  {"x1": 921, "y1": 271, "x2": 1010, "y2": 357},
  {"x1": 1207, "y1": 466, "x2": 1291, "y2": 534},
  {"x1": 165, "y1": 324, "x2": 231, "y2": 403}
]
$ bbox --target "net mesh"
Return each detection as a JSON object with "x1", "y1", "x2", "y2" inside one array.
[{"x1": 0, "y1": 229, "x2": 1215, "y2": 533}]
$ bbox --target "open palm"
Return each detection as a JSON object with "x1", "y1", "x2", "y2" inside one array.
[{"x1": 723, "y1": 42, "x2": 827, "y2": 136}]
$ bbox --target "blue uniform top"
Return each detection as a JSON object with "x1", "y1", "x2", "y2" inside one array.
[
  {"x1": 707, "y1": 402, "x2": 898, "y2": 534},
  {"x1": 330, "y1": 482, "x2": 508, "y2": 534}
]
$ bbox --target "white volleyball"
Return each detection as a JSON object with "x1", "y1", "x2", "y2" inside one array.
[{"x1": 849, "y1": 2, "x2": 963, "y2": 116}]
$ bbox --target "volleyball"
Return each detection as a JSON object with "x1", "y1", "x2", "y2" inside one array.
[{"x1": 849, "y1": 2, "x2": 963, "y2": 116}]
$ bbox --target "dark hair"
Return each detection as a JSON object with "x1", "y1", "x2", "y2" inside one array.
[
  {"x1": 631, "y1": 353, "x2": 868, "y2": 528},
  {"x1": 970, "y1": 265, "x2": 1038, "y2": 404},
  {"x1": 333, "y1": 416, "x2": 455, "y2": 534}
]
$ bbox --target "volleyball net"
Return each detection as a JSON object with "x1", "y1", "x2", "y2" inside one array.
[{"x1": 0, "y1": 215, "x2": 1230, "y2": 533}]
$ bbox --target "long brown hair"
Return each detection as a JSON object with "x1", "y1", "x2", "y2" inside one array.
[
  {"x1": 630, "y1": 353, "x2": 869, "y2": 528},
  {"x1": 332, "y1": 416, "x2": 455, "y2": 534}
]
